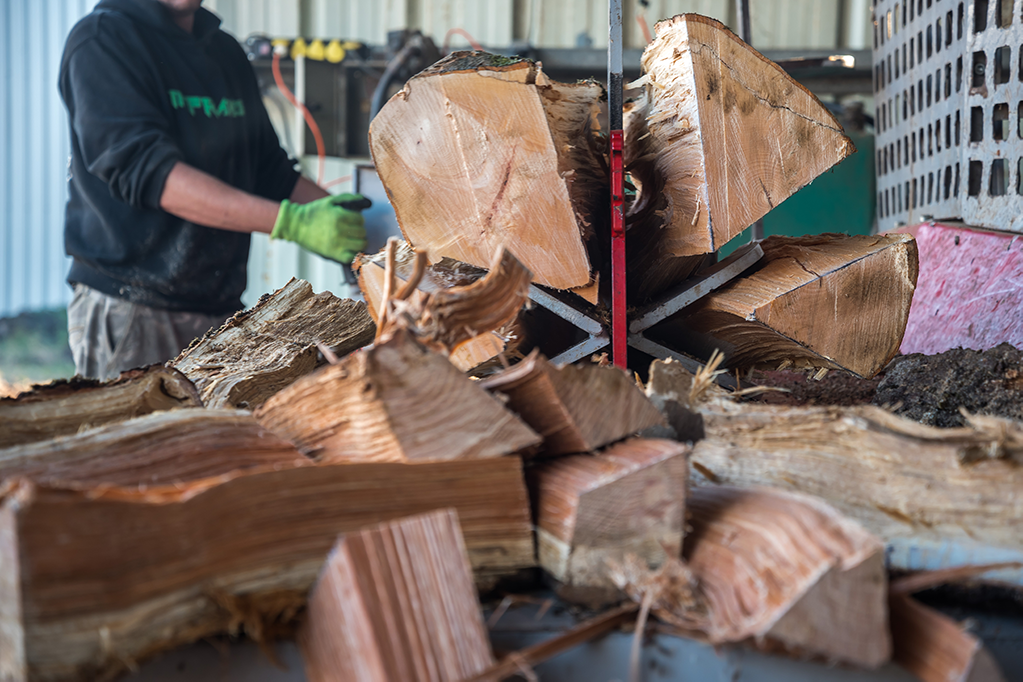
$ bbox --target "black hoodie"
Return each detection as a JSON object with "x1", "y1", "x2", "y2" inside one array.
[{"x1": 59, "y1": 0, "x2": 299, "y2": 314}]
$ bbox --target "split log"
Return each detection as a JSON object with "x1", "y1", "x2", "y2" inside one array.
[
  {"x1": 170, "y1": 278, "x2": 375, "y2": 409},
  {"x1": 890, "y1": 594, "x2": 1005, "y2": 682},
  {"x1": 681, "y1": 486, "x2": 890, "y2": 667},
  {"x1": 479, "y1": 351, "x2": 666, "y2": 455},
  {"x1": 688, "y1": 401, "x2": 1023, "y2": 568},
  {"x1": 300, "y1": 509, "x2": 494, "y2": 682},
  {"x1": 0, "y1": 409, "x2": 309, "y2": 487},
  {"x1": 0, "y1": 456, "x2": 533, "y2": 681},
  {"x1": 356, "y1": 243, "x2": 516, "y2": 371},
  {"x1": 624, "y1": 14, "x2": 856, "y2": 300},
  {"x1": 257, "y1": 328, "x2": 540, "y2": 463},
  {"x1": 369, "y1": 52, "x2": 606, "y2": 299},
  {"x1": 530, "y1": 439, "x2": 688, "y2": 596},
  {"x1": 0, "y1": 366, "x2": 199, "y2": 448},
  {"x1": 661, "y1": 233, "x2": 919, "y2": 378}
]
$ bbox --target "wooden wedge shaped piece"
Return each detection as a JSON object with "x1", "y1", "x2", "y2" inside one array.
[
  {"x1": 530, "y1": 439, "x2": 688, "y2": 593},
  {"x1": 0, "y1": 366, "x2": 200, "y2": 448},
  {"x1": 369, "y1": 52, "x2": 605, "y2": 297},
  {"x1": 300, "y1": 509, "x2": 494, "y2": 682},
  {"x1": 625, "y1": 14, "x2": 856, "y2": 299},
  {"x1": 890, "y1": 594, "x2": 1006, "y2": 682},
  {"x1": 0, "y1": 457, "x2": 532, "y2": 681},
  {"x1": 479, "y1": 351, "x2": 666, "y2": 455},
  {"x1": 171, "y1": 278, "x2": 375, "y2": 409},
  {"x1": 683, "y1": 485, "x2": 890, "y2": 668},
  {"x1": 356, "y1": 244, "x2": 515, "y2": 371},
  {"x1": 256, "y1": 328, "x2": 540, "y2": 463},
  {"x1": 663, "y1": 233, "x2": 919, "y2": 378},
  {"x1": 0, "y1": 409, "x2": 309, "y2": 487}
]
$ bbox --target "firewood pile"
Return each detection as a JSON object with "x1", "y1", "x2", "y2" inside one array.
[{"x1": 0, "y1": 13, "x2": 1016, "y2": 682}]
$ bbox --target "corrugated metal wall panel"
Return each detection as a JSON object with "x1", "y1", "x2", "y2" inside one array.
[
  {"x1": 205, "y1": 0, "x2": 300, "y2": 40},
  {"x1": 0, "y1": 0, "x2": 93, "y2": 319}
]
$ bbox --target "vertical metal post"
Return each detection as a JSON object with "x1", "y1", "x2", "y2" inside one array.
[
  {"x1": 609, "y1": 0, "x2": 627, "y2": 369},
  {"x1": 735, "y1": 0, "x2": 764, "y2": 242}
]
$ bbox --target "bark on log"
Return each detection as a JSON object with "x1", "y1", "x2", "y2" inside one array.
[
  {"x1": 356, "y1": 244, "x2": 516, "y2": 371},
  {"x1": 300, "y1": 509, "x2": 494, "y2": 682},
  {"x1": 661, "y1": 233, "x2": 919, "y2": 378},
  {"x1": 688, "y1": 401, "x2": 1023, "y2": 560},
  {"x1": 369, "y1": 52, "x2": 606, "y2": 299},
  {"x1": 0, "y1": 366, "x2": 200, "y2": 448},
  {"x1": 170, "y1": 278, "x2": 375, "y2": 409},
  {"x1": 256, "y1": 328, "x2": 540, "y2": 463},
  {"x1": 890, "y1": 594, "x2": 1006, "y2": 682},
  {"x1": 0, "y1": 409, "x2": 309, "y2": 487},
  {"x1": 624, "y1": 14, "x2": 855, "y2": 300},
  {"x1": 530, "y1": 439, "x2": 688, "y2": 593},
  {"x1": 682, "y1": 486, "x2": 890, "y2": 667},
  {"x1": 0, "y1": 456, "x2": 533, "y2": 681},
  {"x1": 479, "y1": 351, "x2": 666, "y2": 455}
]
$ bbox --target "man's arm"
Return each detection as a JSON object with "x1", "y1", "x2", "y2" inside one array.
[{"x1": 158, "y1": 164, "x2": 330, "y2": 234}]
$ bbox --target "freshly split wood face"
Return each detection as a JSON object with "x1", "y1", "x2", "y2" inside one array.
[
  {"x1": 0, "y1": 457, "x2": 532, "y2": 681},
  {"x1": 626, "y1": 15, "x2": 855, "y2": 260},
  {"x1": 300, "y1": 509, "x2": 494, "y2": 682},
  {"x1": 530, "y1": 438, "x2": 689, "y2": 591},
  {"x1": 683, "y1": 486, "x2": 890, "y2": 668},
  {"x1": 369, "y1": 52, "x2": 605, "y2": 297},
  {"x1": 479, "y1": 351, "x2": 666, "y2": 455},
  {"x1": 171, "y1": 278, "x2": 375, "y2": 409},
  {"x1": 256, "y1": 329, "x2": 540, "y2": 463},
  {"x1": 0, "y1": 366, "x2": 200, "y2": 448},
  {"x1": 0, "y1": 409, "x2": 309, "y2": 487},
  {"x1": 669, "y1": 233, "x2": 919, "y2": 377}
]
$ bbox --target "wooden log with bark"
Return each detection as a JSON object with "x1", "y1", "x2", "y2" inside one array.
[
  {"x1": 687, "y1": 399, "x2": 1023, "y2": 568},
  {"x1": 369, "y1": 52, "x2": 606, "y2": 301},
  {"x1": 356, "y1": 242, "x2": 517, "y2": 372},
  {"x1": 0, "y1": 409, "x2": 309, "y2": 487},
  {"x1": 0, "y1": 366, "x2": 200, "y2": 448},
  {"x1": 300, "y1": 509, "x2": 494, "y2": 682},
  {"x1": 530, "y1": 439, "x2": 688, "y2": 597},
  {"x1": 170, "y1": 278, "x2": 375, "y2": 409},
  {"x1": 624, "y1": 14, "x2": 856, "y2": 300},
  {"x1": 658, "y1": 233, "x2": 919, "y2": 378},
  {"x1": 890, "y1": 594, "x2": 1005, "y2": 682},
  {"x1": 0, "y1": 456, "x2": 533, "y2": 681},
  {"x1": 479, "y1": 351, "x2": 666, "y2": 455}
]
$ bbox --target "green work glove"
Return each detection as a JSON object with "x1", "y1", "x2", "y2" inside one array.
[{"x1": 271, "y1": 193, "x2": 371, "y2": 264}]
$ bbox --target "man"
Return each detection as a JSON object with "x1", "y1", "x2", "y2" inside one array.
[{"x1": 59, "y1": 0, "x2": 367, "y2": 380}]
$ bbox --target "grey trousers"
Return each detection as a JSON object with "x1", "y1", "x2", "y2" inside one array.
[{"x1": 67, "y1": 284, "x2": 227, "y2": 381}]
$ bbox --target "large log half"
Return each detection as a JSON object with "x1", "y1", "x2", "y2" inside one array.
[
  {"x1": 0, "y1": 409, "x2": 309, "y2": 487},
  {"x1": 369, "y1": 52, "x2": 606, "y2": 298},
  {"x1": 300, "y1": 509, "x2": 494, "y2": 682},
  {"x1": 624, "y1": 14, "x2": 856, "y2": 300},
  {"x1": 0, "y1": 366, "x2": 200, "y2": 448},
  {"x1": 170, "y1": 278, "x2": 375, "y2": 409},
  {"x1": 661, "y1": 233, "x2": 919, "y2": 378},
  {"x1": 0, "y1": 457, "x2": 533, "y2": 681}
]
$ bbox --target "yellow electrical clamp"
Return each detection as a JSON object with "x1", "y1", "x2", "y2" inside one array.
[{"x1": 272, "y1": 38, "x2": 363, "y2": 63}]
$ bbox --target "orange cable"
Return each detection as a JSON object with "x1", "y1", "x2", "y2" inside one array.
[
  {"x1": 272, "y1": 51, "x2": 326, "y2": 187},
  {"x1": 442, "y1": 27, "x2": 483, "y2": 52}
]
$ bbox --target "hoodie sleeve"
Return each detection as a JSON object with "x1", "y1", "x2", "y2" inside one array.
[{"x1": 61, "y1": 34, "x2": 184, "y2": 210}]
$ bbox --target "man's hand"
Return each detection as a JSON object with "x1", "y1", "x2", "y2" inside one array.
[{"x1": 271, "y1": 193, "x2": 371, "y2": 264}]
